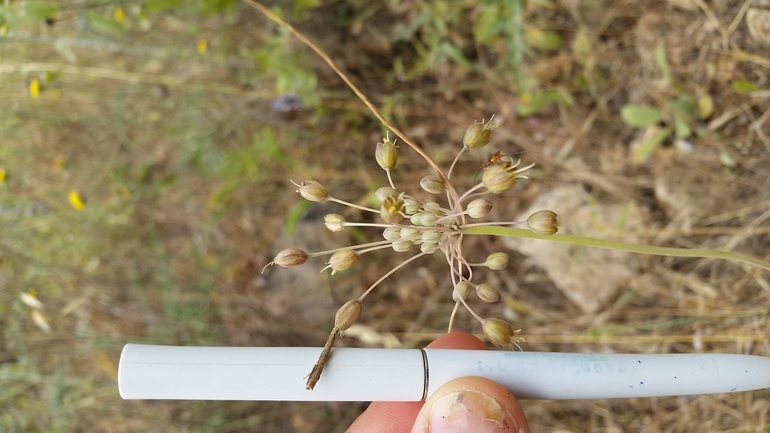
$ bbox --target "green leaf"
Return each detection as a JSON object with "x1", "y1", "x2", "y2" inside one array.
[
  {"x1": 201, "y1": 0, "x2": 235, "y2": 16},
  {"x1": 518, "y1": 90, "x2": 572, "y2": 117},
  {"x1": 632, "y1": 127, "x2": 671, "y2": 165},
  {"x1": 654, "y1": 42, "x2": 670, "y2": 84},
  {"x1": 674, "y1": 115, "x2": 692, "y2": 139},
  {"x1": 620, "y1": 105, "x2": 662, "y2": 128},
  {"x1": 87, "y1": 11, "x2": 125, "y2": 34},
  {"x1": 474, "y1": 3, "x2": 505, "y2": 43},
  {"x1": 671, "y1": 96, "x2": 696, "y2": 118},
  {"x1": 257, "y1": 127, "x2": 291, "y2": 165},
  {"x1": 732, "y1": 79, "x2": 758, "y2": 94},
  {"x1": 524, "y1": 28, "x2": 562, "y2": 51},
  {"x1": 145, "y1": 0, "x2": 184, "y2": 13},
  {"x1": 439, "y1": 41, "x2": 474, "y2": 71},
  {"x1": 24, "y1": 3, "x2": 57, "y2": 21},
  {"x1": 284, "y1": 201, "x2": 310, "y2": 239}
]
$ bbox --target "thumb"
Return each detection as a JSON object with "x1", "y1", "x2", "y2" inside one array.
[{"x1": 410, "y1": 376, "x2": 529, "y2": 433}]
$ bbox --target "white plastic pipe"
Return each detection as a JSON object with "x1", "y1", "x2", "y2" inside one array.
[{"x1": 118, "y1": 344, "x2": 770, "y2": 401}]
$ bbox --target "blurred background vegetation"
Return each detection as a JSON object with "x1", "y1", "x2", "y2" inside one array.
[{"x1": 1, "y1": 0, "x2": 769, "y2": 431}]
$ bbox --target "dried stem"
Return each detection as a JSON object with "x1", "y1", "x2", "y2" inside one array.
[
  {"x1": 239, "y1": 0, "x2": 455, "y2": 195},
  {"x1": 306, "y1": 326, "x2": 340, "y2": 390}
]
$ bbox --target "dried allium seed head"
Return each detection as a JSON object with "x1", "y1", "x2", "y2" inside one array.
[
  {"x1": 325, "y1": 250, "x2": 357, "y2": 275},
  {"x1": 463, "y1": 119, "x2": 496, "y2": 149},
  {"x1": 452, "y1": 281, "x2": 472, "y2": 301},
  {"x1": 375, "y1": 186, "x2": 398, "y2": 203},
  {"x1": 420, "y1": 174, "x2": 446, "y2": 194},
  {"x1": 324, "y1": 214, "x2": 345, "y2": 232},
  {"x1": 476, "y1": 283, "x2": 502, "y2": 303},
  {"x1": 485, "y1": 252, "x2": 510, "y2": 270},
  {"x1": 273, "y1": 248, "x2": 308, "y2": 268},
  {"x1": 295, "y1": 180, "x2": 327, "y2": 202},
  {"x1": 334, "y1": 299, "x2": 362, "y2": 331},
  {"x1": 380, "y1": 195, "x2": 405, "y2": 224},
  {"x1": 527, "y1": 210, "x2": 560, "y2": 235},
  {"x1": 482, "y1": 317, "x2": 519, "y2": 348},
  {"x1": 375, "y1": 136, "x2": 398, "y2": 170},
  {"x1": 392, "y1": 239, "x2": 412, "y2": 252},
  {"x1": 467, "y1": 198, "x2": 492, "y2": 218},
  {"x1": 482, "y1": 165, "x2": 516, "y2": 194},
  {"x1": 383, "y1": 226, "x2": 402, "y2": 241}
]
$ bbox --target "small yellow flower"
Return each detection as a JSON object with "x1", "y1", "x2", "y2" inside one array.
[
  {"x1": 53, "y1": 156, "x2": 67, "y2": 172},
  {"x1": 113, "y1": 7, "x2": 126, "y2": 22},
  {"x1": 0, "y1": 169, "x2": 6, "y2": 183},
  {"x1": 30, "y1": 79, "x2": 40, "y2": 98},
  {"x1": 197, "y1": 39, "x2": 207, "y2": 54},
  {"x1": 0, "y1": 24, "x2": 8, "y2": 37},
  {"x1": 69, "y1": 190, "x2": 86, "y2": 210}
]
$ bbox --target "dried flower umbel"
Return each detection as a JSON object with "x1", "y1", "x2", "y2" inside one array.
[
  {"x1": 264, "y1": 119, "x2": 554, "y2": 390},
  {"x1": 244, "y1": 0, "x2": 770, "y2": 396}
]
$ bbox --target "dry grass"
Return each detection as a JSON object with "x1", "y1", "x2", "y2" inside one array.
[{"x1": 1, "y1": 0, "x2": 769, "y2": 432}]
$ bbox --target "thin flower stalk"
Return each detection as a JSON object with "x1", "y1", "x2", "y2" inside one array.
[{"x1": 247, "y1": 0, "x2": 770, "y2": 392}]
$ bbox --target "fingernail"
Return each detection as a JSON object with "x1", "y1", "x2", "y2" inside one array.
[{"x1": 420, "y1": 391, "x2": 520, "y2": 433}]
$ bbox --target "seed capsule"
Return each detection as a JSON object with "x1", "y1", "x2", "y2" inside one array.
[
  {"x1": 324, "y1": 250, "x2": 357, "y2": 275},
  {"x1": 375, "y1": 136, "x2": 398, "y2": 170},
  {"x1": 334, "y1": 300, "x2": 362, "y2": 331},
  {"x1": 295, "y1": 180, "x2": 327, "y2": 202},
  {"x1": 482, "y1": 317, "x2": 520, "y2": 348},
  {"x1": 452, "y1": 281, "x2": 472, "y2": 301},
  {"x1": 482, "y1": 165, "x2": 516, "y2": 193},
  {"x1": 418, "y1": 212, "x2": 437, "y2": 227},
  {"x1": 324, "y1": 214, "x2": 345, "y2": 232},
  {"x1": 382, "y1": 226, "x2": 402, "y2": 241},
  {"x1": 420, "y1": 242, "x2": 439, "y2": 253},
  {"x1": 403, "y1": 197, "x2": 421, "y2": 215},
  {"x1": 375, "y1": 186, "x2": 398, "y2": 203},
  {"x1": 463, "y1": 119, "x2": 496, "y2": 149},
  {"x1": 466, "y1": 198, "x2": 492, "y2": 218},
  {"x1": 424, "y1": 202, "x2": 441, "y2": 212},
  {"x1": 273, "y1": 248, "x2": 308, "y2": 267},
  {"x1": 392, "y1": 240, "x2": 412, "y2": 252},
  {"x1": 421, "y1": 230, "x2": 441, "y2": 244},
  {"x1": 485, "y1": 252, "x2": 510, "y2": 270},
  {"x1": 527, "y1": 210, "x2": 560, "y2": 235},
  {"x1": 475, "y1": 283, "x2": 501, "y2": 303},
  {"x1": 420, "y1": 174, "x2": 446, "y2": 194},
  {"x1": 400, "y1": 228, "x2": 420, "y2": 239}
]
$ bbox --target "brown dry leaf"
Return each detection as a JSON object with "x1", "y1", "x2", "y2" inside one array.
[{"x1": 746, "y1": 8, "x2": 770, "y2": 45}]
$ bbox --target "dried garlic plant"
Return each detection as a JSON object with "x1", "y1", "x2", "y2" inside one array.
[
  {"x1": 244, "y1": 0, "x2": 770, "y2": 391},
  {"x1": 263, "y1": 120, "x2": 553, "y2": 389}
]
